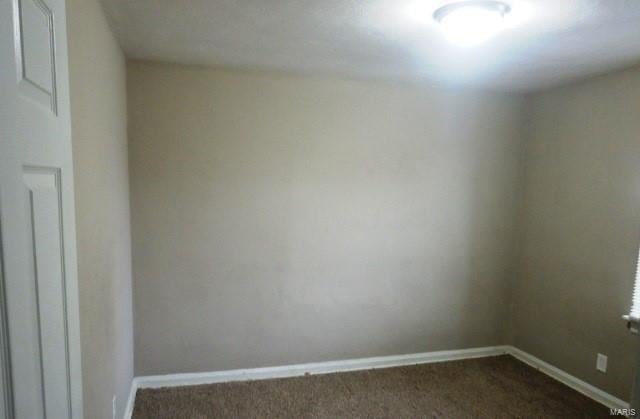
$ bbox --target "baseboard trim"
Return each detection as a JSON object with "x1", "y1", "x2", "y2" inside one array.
[
  {"x1": 123, "y1": 377, "x2": 137, "y2": 419},
  {"x1": 505, "y1": 345, "x2": 629, "y2": 410},
  {"x1": 124, "y1": 345, "x2": 628, "y2": 418},
  {"x1": 136, "y1": 345, "x2": 508, "y2": 389}
]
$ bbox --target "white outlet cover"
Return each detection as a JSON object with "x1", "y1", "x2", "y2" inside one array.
[
  {"x1": 112, "y1": 396, "x2": 117, "y2": 419},
  {"x1": 596, "y1": 354, "x2": 608, "y2": 373}
]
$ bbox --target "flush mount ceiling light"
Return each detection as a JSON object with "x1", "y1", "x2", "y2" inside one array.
[{"x1": 433, "y1": 1, "x2": 511, "y2": 47}]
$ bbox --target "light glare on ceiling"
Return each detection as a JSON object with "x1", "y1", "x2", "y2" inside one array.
[{"x1": 434, "y1": 1, "x2": 511, "y2": 47}]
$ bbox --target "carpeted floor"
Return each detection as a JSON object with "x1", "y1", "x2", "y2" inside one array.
[{"x1": 132, "y1": 355, "x2": 610, "y2": 418}]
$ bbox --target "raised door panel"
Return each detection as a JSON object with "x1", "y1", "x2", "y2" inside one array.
[
  {"x1": 14, "y1": 0, "x2": 57, "y2": 113},
  {"x1": 23, "y1": 168, "x2": 71, "y2": 419}
]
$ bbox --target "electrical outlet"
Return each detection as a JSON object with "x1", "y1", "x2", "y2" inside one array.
[
  {"x1": 112, "y1": 396, "x2": 117, "y2": 419},
  {"x1": 596, "y1": 353, "x2": 607, "y2": 373}
]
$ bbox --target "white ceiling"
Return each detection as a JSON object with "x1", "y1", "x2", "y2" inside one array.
[{"x1": 100, "y1": 0, "x2": 640, "y2": 92}]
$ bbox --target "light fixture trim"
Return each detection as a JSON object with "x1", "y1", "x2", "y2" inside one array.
[{"x1": 433, "y1": 1, "x2": 511, "y2": 23}]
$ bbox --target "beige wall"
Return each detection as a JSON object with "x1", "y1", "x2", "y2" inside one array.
[
  {"x1": 67, "y1": 0, "x2": 134, "y2": 417},
  {"x1": 128, "y1": 62, "x2": 525, "y2": 375},
  {"x1": 509, "y1": 67, "x2": 640, "y2": 400}
]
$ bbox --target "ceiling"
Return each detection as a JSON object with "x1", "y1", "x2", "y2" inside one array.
[{"x1": 100, "y1": 0, "x2": 640, "y2": 92}]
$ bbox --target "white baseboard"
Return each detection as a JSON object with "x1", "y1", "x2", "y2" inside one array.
[
  {"x1": 505, "y1": 346, "x2": 629, "y2": 410},
  {"x1": 135, "y1": 345, "x2": 507, "y2": 389},
  {"x1": 123, "y1": 345, "x2": 628, "y2": 418},
  {"x1": 123, "y1": 377, "x2": 137, "y2": 419}
]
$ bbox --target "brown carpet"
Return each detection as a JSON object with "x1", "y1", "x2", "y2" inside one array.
[{"x1": 132, "y1": 355, "x2": 610, "y2": 418}]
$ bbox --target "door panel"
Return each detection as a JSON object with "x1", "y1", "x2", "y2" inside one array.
[
  {"x1": 15, "y1": 0, "x2": 57, "y2": 112},
  {"x1": 24, "y1": 168, "x2": 71, "y2": 419},
  {"x1": 1, "y1": 0, "x2": 83, "y2": 415}
]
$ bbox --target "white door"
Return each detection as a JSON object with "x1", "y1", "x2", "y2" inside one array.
[{"x1": 0, "y1": 0, "x2": 83, "y2": 416}]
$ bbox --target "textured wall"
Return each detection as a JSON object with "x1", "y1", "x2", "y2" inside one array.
[
  {"x1": 67, "y1": 0, "x2": 134, "y2": 417},
  {"x1": 509, "y1": 67, "x2": 640, "y2": 400},
  {"x1": 128, "y1": 62, "x2": 525, "y2": 375}
]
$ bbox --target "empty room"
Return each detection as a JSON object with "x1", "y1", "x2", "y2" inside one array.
[{"x1": 2, "y1": 0, "x2": 640, "y2": 418}]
